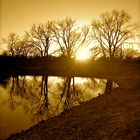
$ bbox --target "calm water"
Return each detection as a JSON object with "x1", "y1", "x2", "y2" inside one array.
[{"x1": 0, "y1": 76, "x2": 106, "y2": 139}]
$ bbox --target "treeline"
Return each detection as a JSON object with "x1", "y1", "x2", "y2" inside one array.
[
  {"x1": 1, "y1": 10, "x2": 139, "y2": 62},
  {"x1": 0, "y1": 55, "x2": 74, "y2": 65},
  {"x1": 0, "y1": 55, "x2": 140, "y2": 66},
  {"x1": 0, "y1": 55, "x2": 75, "y2": 76}
]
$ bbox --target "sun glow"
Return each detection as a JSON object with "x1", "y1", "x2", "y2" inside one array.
[{"x1": 76, "y1": 48, "x2": 90, "y2": 60}]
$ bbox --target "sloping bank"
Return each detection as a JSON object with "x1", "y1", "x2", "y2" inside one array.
[
  {"x1": 7, "y1": 77, "x2": 140, "y2": 140},
  {"x1": 6, "y1": 62, "x2": 140, "y2": 140}
]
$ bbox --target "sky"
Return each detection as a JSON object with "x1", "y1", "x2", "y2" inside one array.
[{"x1": 0, "y1": 0, "x2": 140, "y2": 38}]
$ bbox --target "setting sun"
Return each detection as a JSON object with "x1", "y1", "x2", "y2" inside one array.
[{"x1": 76, "y1": 48, "x2": 90, "y2": 60}]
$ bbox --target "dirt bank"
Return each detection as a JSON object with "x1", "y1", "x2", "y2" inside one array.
[
  {"x1": 8, "y1": 87, "x2": 140, "y2": 140},
  {"x1": 7, "y1": 63, "x2": 140, "y2": 140}
]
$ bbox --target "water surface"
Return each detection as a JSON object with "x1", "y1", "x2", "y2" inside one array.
[{"x1": 0, "y1": 76, "x2": 106, "y2": 139}]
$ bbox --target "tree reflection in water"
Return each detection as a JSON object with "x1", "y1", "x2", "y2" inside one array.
[{"x1": 2, "y1": 76, "x2": 106, "y2": 122}]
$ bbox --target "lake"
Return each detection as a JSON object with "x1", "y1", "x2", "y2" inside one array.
[{"x1": 0, "y1": 76, "x2": 107, "y2": 139}]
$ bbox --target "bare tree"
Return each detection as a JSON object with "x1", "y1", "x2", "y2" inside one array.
[
  {"x1": 91, "y1": 10, "x2": 137, "y2": 60},
  {"x1": 2, "y1": 33, "x2": 21, "y2": 56},
  {"x1": 1, "y1": 33, "x2": 38, "y2": 57},
  {"x1": 91, "y1": 10, "x2": 137, "y2": 95},
  {"x1": 26, "y1": 23, "x2": 54, "y2": 57},
  {"x1": 26, "y1": 23, "x2": 56, "y2": 109},
  {"x1": 50, "y1": 17, "x2": 89, "y2": 110},
  {"x1": 50, "y1": 17, "x2": 89, "y2": 58},
  {"x1": 16, "y1": 36, "x2": 40, "y2": 57}
]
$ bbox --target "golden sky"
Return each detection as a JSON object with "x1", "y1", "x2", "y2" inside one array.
[{"x1": 0, "y1": 0, "x2": 140, "y2": 37}]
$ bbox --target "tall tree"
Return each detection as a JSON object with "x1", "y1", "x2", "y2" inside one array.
[
  {"x1": 91, "y1": 10, "x2": 137, "y2": 60},
  {"x1": 91, "y1": 10, "x2": 137, "y2": 95},
  {"x1": 26, "y1": 23, "x2": 53, "y2": 57},
  {"x1": 51, "y1": 17, "x2": 89, "y2": 110},
  {"x1": 50, "y1": 17, "x2": 89, "y2": 58},
  {"x1": 26, "y1": 23, "x2": 55, "y2": 109}
]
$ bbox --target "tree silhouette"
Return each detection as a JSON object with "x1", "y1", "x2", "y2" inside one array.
[
  {"x1": 25, "y1": 23, "x2": 56, "y2": 109},
  {"x1": 91, "y1": 10, "x2": 137, "y2": 95},
  {"x1": 50, "y1": 18, "x2": 89, "y2": 58},
  {"x1": 26, "y1": 23, "x2": 54, "y2": 57},
  {"x1": 91, "y1": 10, "x2": 137, "y2": 60},
  {"x1": 50, "y1": 17, "x2": 89, "y2": 110},
  {"x1": 2, "y1": 33, "x2": 21, "y2": 56},
  {"x1": 2, "y1": 33, "x2": 38, "y2": 57}
]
